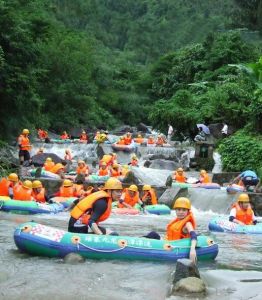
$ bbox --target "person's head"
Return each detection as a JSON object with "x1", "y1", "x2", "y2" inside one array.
[
  {"x1": 112, "y1": 163, "x2": 119, "y2": 170},
  {"x1": 128, "y1": 184, "x2": 138, "y2": 197},
  {"x1": 82, "y1": 130, "x2": 86, "y2": 134},
  {"x1": 78, "y1": 160, "x2": 85, "y2": 168},
  {"x1": 177, "y1": 167, "x2": 184, "y2": 175},
  {"x1": 104, "y1": 178, "x2": 123, "y2": 201},
  {"x1": 63, "y1": 131, "x2": 67, "y2": 135},
  {"x1": 65, "y1": 149, "x2": 70, "y2": 154},
  {"x1": 22, "y1": 129, "x2": 29, "y2": 136},
  {"x1": 63, "y1": 179, "x2": 73, "y2": 188},
  {"x1": 22, "y1": 180, "x2": 32, "y2": 190},
  {"x1": 8, "y1": 173, "x2": 19, "y2": 183},
  {"x1": 142, "y1": 184, "x2": 151, "y2": 194},
  {"x1": 200, "y1": 169, "x2": 206, "y2": 176},
  {"x1": 137, "y1": 134, "x2": 142, "y2": 138},
  {"x1": 32, "y1": 180, "x2": 43, "y2": 192},
  {"x1": 126, "y1": 132, "x2": 131, "y2": 136},
  {"x1": 237, "y1": 193, "x2": 250, "y2": 210},
  {"x1": 101, "y1": 161, "x2": 107, "y2": 169},
  {"x1": 173, "y1": 197, "x2": 191, "y2": 219},
  {"x1": 38, "y1": 147, "x2": 44, "y2": 153},
  {"x1": 46, "y1": 157, "x2": 52, "y2": 162}
]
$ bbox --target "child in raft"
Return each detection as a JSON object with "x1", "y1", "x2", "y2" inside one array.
[{"x1": 144, "y1": 197, "x2": 197, "y2": 263}]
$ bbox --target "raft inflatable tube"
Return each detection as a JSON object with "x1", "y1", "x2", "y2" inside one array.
[
  {"x1": 50, "y1": 139, "x2": 72, "y2": 144},
  {"x1": 14, "y1": 222, "x2": 218, "y2": 261},
  {"x1": 172, "y1": 182, "x2": 195, "y2": 188},
  {"x1": 208, "y1": 217, "x2": 262, "y2": 234},
  {"x1": 111, "y1": 142, "x2": 137, "y2": 153},
  {"x1": 87, "y1": 174, "x2": 111, "y2": 182},
  {"x1": 226, "y1": 184, "x2": 244, "y2": 194},
  {"x1": 49, "y1": 197, "x2": 77, "y2": 208},
  {"x1": 113, "y1": 207, "x2": 140, "y2": 215},
  {"x1": 30, "y1": 169, "x2": 60, "y2": 180},
  {"x1": 145, "y1": 204, "x2": 171, "y2": 215},
  {"x1": 198, "y1": 183, "x2": 221, "y2": 190},
  {"x1": 0, "y1": 199, "x2": 64, "y2": 214}
]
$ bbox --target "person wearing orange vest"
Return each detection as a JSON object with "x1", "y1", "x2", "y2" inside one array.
[
  {"x1": 0, "y1": 173, "x2": 20, "y2": 198},
  {"x1": 79, "y1": 130, "x2": 88, "y2": 143},
  {"x1": 134, "y1": 134, "x2": 144, "y2": 144},
  {"x1": 118, "y1": 185, "x2": 143, "y2": 208},
  {"x1": 155, "y1": 135, "x2": 165, "y2": 147},
  {"x1": 116, "y1": 136, "x2": 126, "y2": 145},
  {"x1": 68, "y1": 178, "x2": 123, "y2": 234},
  {"x1": 141, "y1": 185, "x2": 158, "y2": 205},
  {"x1": 13, "y1": 180, "x2": 34, "y2": 201},
  {"x1": 147, "y1": 136, "x2": 155, "y2": 145},
  {"x1": 129, "y1": 154, "x2": 138, "y2": 166},
  {"x1": 124, "y1": 132, "x2": 132, "y2": 145},
  {"x1": 31, "y1": 180, "x2": 47, "y2": 203},
  {"x1": 110, "y1": 164, "x2": 121, "y2": 177},
  {"x1": 18, "y1": 129, "x2": 31, "y2": 165},
  {"x1": 198, "y1": 170, "x2": 211, "y2": 184},
  {"x1": 60, "y1": 131, "x2": 69, "y2": 140},
  {"x1": 172, "y1": 168, "x2": 187, "y2": 183},
  {"x1": 76, "y1": 160, "x2": 89, "y2": 176},
  {"x1": 229, "y1": 193, "x2": 257, "y2": 225},
  {"x1": 50, "y1": 163, "x2": 65, "y2": 178},
  {"x1": 166, "y1": 197, "x2": 197, "y2": 263},
  {"x1": 98, "y1": 162, "x2": 109, "y2": 176},
  {"x1": 54, "y1": 179, "x2": 77, "y2": 197},
  {"x1": 43, "y1": 157, "x2": 55, "y2": 171}
]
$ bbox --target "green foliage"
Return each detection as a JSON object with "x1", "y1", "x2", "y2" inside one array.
[{"x1": 219, "y1": 131, "x2": 262, "y2": 172}]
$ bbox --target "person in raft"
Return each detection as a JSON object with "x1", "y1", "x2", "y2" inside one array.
[
  {"x1": 144, "y1": 197, "x2": 197, "y2": 263},
  {"x1": 230, "y1": 170, "x2": 260, "y2": 193},
  {"x1": 68, "y1": 178, "x2": 123, "y2": 235},
  {"x1": 229, "y1": 193, "x2": 257, "y2": 225},
  {"x1": 0, "y1": 173, "x2": 20, "y2": 198}
]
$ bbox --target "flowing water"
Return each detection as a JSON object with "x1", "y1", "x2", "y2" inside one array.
[{"x1": 1, "y1": 144, "x2": 262, "y2": 299}]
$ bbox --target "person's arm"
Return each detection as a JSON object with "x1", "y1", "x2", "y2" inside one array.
[
  {"x1": 87, "y1": 199, "x2": 107, "y2": 234},
  {"x1": 229, "y1": 208, "x2": 245, "y2": 225},
  {"x1": 185, "y1": 222, "x2": 197, "y2": 264}
]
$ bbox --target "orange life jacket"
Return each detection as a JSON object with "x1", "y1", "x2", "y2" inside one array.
[
  {"x1": 43, "y1": 161, "x2": 55, "y2": 171},
  {"x1": 76, "y1": 165, "x2": 88, "y2": 175},
  {"x1": 200, "y1": 174, "x2": 210, "y2": 184},
  {"x1": 156, "y1": 138, "x2": 164, "y2": 146},
  {"x1": 110, "y1": 169, "x2": 121, "y2": 177},
  {"x1": 166, "y1": 213, "x2": 196, "y2": 241},
  {"x1": 124, "y1": 136, "x2": 132, "y2": 145},
  {"x1": 131, "y1": 159, "x2": 138, "y2": 166},
  {"x1": 38, "y1": 129, "x2": 43, "y2": 139},
  {"x1": 117, "y1": 140, "x2": 126, "y2": 145},
  {"x1": 233, "y1": 203, "x2": 253, "y2": 225},
  {"x1": 13, "y1": 185, "x2": 33, "y2": 201},
  {"x1": 58, "y1": 186, "x2": 76, "y2": 197},
  {"x1": 0, "y1": 178, "x2": 13, "y2": 196},
  {"x1": 32, "y1": 188, "x2": 46, "y2": 203},
  {"x1": 147, "y1": 137, "x2": 155, "y2": 144},
  {"x1": 73, "y1": 184, "x2": 83, "y2": 197},
  {"x1": 134, "y1": 138, "x2": 144, "y2": 144},
  {"x1": 118, "y1": 191, "x2": 139, "y2": 208},
  {"x1": 173, "y1": 172, "x2": 186, "y2": 183},
  {"x1": 18, "y1": 135, "x2": 31, "y2": 151},
  {"x1": 80, "y1": 134, "x2": 88, "y2": 141},
  {"x1": 142, "y1": 189, "x2": 158, "y2": 205},
  {"x1": 60, "y1": 134, "x2": 69, "y2": 140},
  {"x1": 70, "y1": 191, "x2": 111, "y2": 225},
  {"x1": 99, "y1": 168, "x2": 109, "y2": 176}
]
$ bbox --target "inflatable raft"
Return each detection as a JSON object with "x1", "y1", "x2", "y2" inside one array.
[
  {"x1": 112, "y1": 203, "x2": 171, "y2": 215},
  {"x1": 30, "y1": 169, "x2": 60, "y2": 180},
  {"x1": 14, "y1": 222, "x2": 218, "y2": 261},
  {"x1": 172, "y1": 182, "x2": 220, "y2": 189},
  {"x1": 208, "y1": 217, "x2": 262, "y2": 234},
  {"x1": 145, "y1": 204, "x2": 171, "y2": 215},
  {"x1": 0, "y1": 199, "x2": 64, "y2": 214},
  {"x1": 226, "y1": 184, "x2": 244, "y2": 194},
  {"x1": 111, "y1": 142, "x2": 137, "y2": 153}
]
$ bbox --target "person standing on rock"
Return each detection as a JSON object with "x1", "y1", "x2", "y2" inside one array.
[
  {"x1": 17, "y1": 129, "x2": 32, "y2": 165},
  {"x1": 167, "y1": 124, "x2": 174, "y2": 143}
]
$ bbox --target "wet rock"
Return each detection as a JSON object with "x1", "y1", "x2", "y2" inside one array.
[
  {"x1": 173, "y1": 277, "x2": 206, "y2": 294},
  {"x1": 249, "y1": 192, "x2": 262, "y2": 216},
  {"x1": 149, "y1": 159, "x2": 178, "y2": 171},
  {"x1": 31, "y1": 153, "x2": 64, "y2": 167},
  {"x1": 158, "y1": 187, "x2": 188, "y2": 208},
  {"x1": 0, "y1": 145, "x2": 19, "y2": 167},
  {"x1": 112, "y1": 125, "x2": 133, "y2": 135},
  {"x1": 173, "y1": 259, "x2": 200, "y2": 283},
  {"x1": 137, "y1": 123, "x2": 152, "y2": 133},
  {"x1": 165, "y1": 175, "x2": 173, "y2": 187},
  {"x1": 212, "y1": 172, "x2": 239, "y2": 186},
  {"x1": 122, "y1": 171, "x2": 140, "y2": 185},
  {"x1": 143, "y1": 160, "x2": 151, "y2": 168},
  {"x1": 64, "y1": 253, "x2": 85, "y2": 264}
]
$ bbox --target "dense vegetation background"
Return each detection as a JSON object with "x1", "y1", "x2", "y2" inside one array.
[{"x1": 0, "y1": 0, "x2": 261, "y2": 172}]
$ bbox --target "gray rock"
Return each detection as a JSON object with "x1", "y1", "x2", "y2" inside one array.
[
  {"x1": 173, "y1": 277, "x2": 206, "y2": 294},
  {"x1": 122, "y1": 171, "x2": 141, "y2": 185},
  {"x1": 31, "y1": 153, "x2": 64, "y2": 167},
  {"x1": 165, "y1": 175, "x2": 173, "y2": 187},
  {"x1": 143, "y1": 160, "x2": 151, "y2": 168},
  {"x1": 149, "y1": 159, "x2": 178, "y2": 171},
  {"x1": 158, "y1": 187, "x2": 187, "y2": 208},
  {"x1": 137, "y1": 122, "x2": 152, "y2": 133},
  {"x1": 173, "y1": 259, "x2": 200, "y2": 284},
  {"x1": 64, "y1": 253, "x2": 85, "y2": 264}
]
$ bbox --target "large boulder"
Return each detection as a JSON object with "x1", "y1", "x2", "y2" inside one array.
[
  {"x1": 173, "y1": 277, "x2": 206, "y2": 294},
  {"x1": 112, "y1": 125, "x2": 133, "y2": 135},
  {"x1": 172, "y1": 259, "x2": 200, "y2": 283},
  {"x1": 149, "y1": 159, "x2": 178, "y2": 171},
  {"x1": 137, "y1": 123, "x2": 152, "y2": 133},
  {"x1": 121, "y1": 171, "x2": 141, "y2": 185},
  {"x1": 158, "y1": 187, "x2": 188, "y2": 208},
  {"x1": 31, "y1": 153, "x2": 64, "y2": 167}
]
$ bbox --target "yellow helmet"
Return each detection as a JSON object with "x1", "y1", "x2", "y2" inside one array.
[
  {"x1": 143, "y1": 184, "x2": 151, "y2": 191},
  {"x1": 128, "y1": 184, "x2": 138, "y2": 192},
  {"x1": 46, "y1": 157, "x2": 52, "y2": 162},
  {"x1": 8, "y1": 173, "x2": 18, "y2": 182},
  {"x1": 32, "y1": 180, "x2": 42, "y2": 189},
  {"x1": 78, "y1": 160, "x2": 85, "y2": 165},
  {"x1": 200, "y1": 169, "x2": 206, "y2": 175},
  {"x1": 122, "y1": 165, "x2": 129, "y2": 169},
  {"x1": 22, "y1": 129, "x2": 29, "y2": 135},
  {"x1": 138, "y1": 134, "x2": 142, "y2": 138},
  {"x1": 113, "y1": 163, "x2": 119, "y2": 169},
  {"x1": 23, "y1": 180, "x2": 32, "y2": 189},
  {"x1": 104, "y1": 178, "x2": 123, "y2": 190},
  {"x1": 177, "y1": 167, "x2": 184, "y2": 173},
  {"x1": 237, "y1": 193, "x2": 250, "y2": 203},
  {"x1": 101, "y1": 162, "x2": 107, "y2": 166},
  {"x1": 173, "y1": 197, "x2": 191, "y2": 209},
  {"x1": 63, "y1": 179, "x2": 73, "y2": 187}
]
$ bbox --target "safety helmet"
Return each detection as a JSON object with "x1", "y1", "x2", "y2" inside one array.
[
  {"x1": 143, "y1": 184, "x2": 151, "y2": 191},
  {"x1": 131, "y1": 154, "x2": 137, "y2": 159},
  {"x1": 104, "y1": 178, "x2": 123, "y2": 190},
  {"x1": 63, "y1": 179, "x2": 73, "y2": 187},
  {"x1": 237, "y1": 193, "x2": 250, "y2": 203},
  {"x1": 122, "y1": 165, "x2": 129, "y2": 169},
  {"x1": 46, "y1": 157, "x2": 52, "y2": 162},
  {"x1": 82, "y1": 130, "x2": 86, "y2": 134},
  {"x1": 39, "y1": 147, "x2": 44, "y2": 152},
  {"x1": 101, "y1": 162, "x2": 107, "y2": 167},
  {"x1": 8, "y1": 173, "x2": 18, "y2": 182},
  {"x1": 200, "y1": 169, "x2": 206, "y2": 175},
  {"x1": 113, "y1": 163, "x2": 119, "y2": 169},
  {"x1": 128, "y1": 184, "x2": 138, "y2": 192},
  {"x1": 138, "y1": 134, "x2": 142, "y2": 138},
  {"x1": 22, "y1": 129, "x2": 29, "y2": 135},
  {"x1": 32, "y1": 180, "x2": 42, "y2": 189},
  {"x1": 23, "y1": 180, "x2": 32, "y2": 189},
  {"x1": 173, "y1": 197, "x2": 191, "y2": 210},
  {"x1": 53, "y1": 163, "x2": 64, "y2": 172},
  {"x1": 78, "y1": 160, "x2": 85, "y2": 165},
  {"x1": 177, "y1": 167, "x2": 184, "y2": 173}
]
